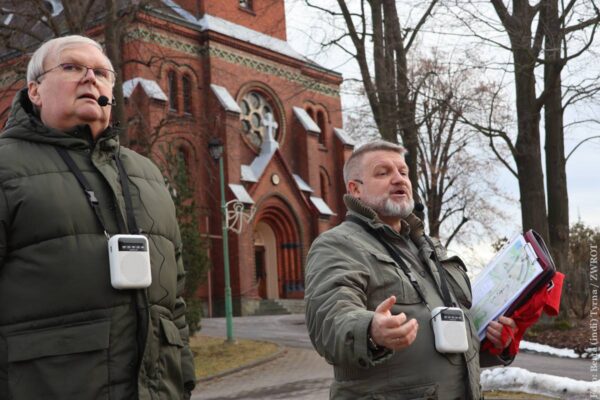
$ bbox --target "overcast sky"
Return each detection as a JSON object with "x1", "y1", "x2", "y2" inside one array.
[{"x1": 284, "y1": 0, "x2": 600, "y2": 264}]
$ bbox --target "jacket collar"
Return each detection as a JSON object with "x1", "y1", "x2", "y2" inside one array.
[{"x1": 3, "y1": 88, "x2": 120, "y2": 153}]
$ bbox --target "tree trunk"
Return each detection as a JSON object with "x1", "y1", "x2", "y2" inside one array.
[
  {"x1": 382, "y1": 1, "x2": 421, "y2": 209},
  {"x1": 371, "y1": 1, "x2": 396, "y2": 142},
  {"x1": 543, "y1": 0, "x2": 569, "y2": 274},
  {"x1": 104, "y1": 0, "x2": 129, "y2": 145},
  {"x1": 512, "y1": 49, "x2": 550, "y2": 242}
]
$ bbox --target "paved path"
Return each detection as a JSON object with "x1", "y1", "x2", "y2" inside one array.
[
  {"x1": 191, "y1": 314, "x2": 593, "y2": 399},
  {"x1": 192, "y1": 348, "x2": 331, "y2": 400}
]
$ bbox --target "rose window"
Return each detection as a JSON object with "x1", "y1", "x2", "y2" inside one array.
[{"x1": 239, "y1": 91, "x2": 278, "y2": 150}]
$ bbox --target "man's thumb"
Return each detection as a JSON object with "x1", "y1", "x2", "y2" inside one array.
[{"x1": 374, "y1": 295, "x2": 396, "y2": 314}]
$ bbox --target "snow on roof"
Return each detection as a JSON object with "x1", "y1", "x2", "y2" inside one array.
[
  {"x1": 162, "y1": 1, "x2": 311, "y2": 63},
  {"x1": 333, "y1": 127, "x2": 355, "y2": 147},
  {"x1": 47, "y1": 0, "x2": 63, "y2": 17},
  {"x1": 210, "y1": 84, "x2": 241, "y2": 113},
  {"x1": 122, "y1": 77, "x2": 168, "y2": 101},
  {"x1": 229, "y1": 184, "x2": 254, "y2": 205},
  {"x1": 199, "y1": 14, "x2": 310, "y2": 62},
  {"x1": 161, "y1": 0, "x2": 197, "y2": 22},
  {"x1": 1, "y1": 12, "x2": 13, "y2": 25},
  {"x1": 293, "y1": 174, "x2": 313, "y2": 193},
  {"x1": 241, "y1": 114, "x2": 281, "y2": 183},
  {"x1": 310, "y1": 196, "x2": 334, "y2": 216},
  {"x1": 293, "y1": 107, "x2": 321, "y2": 133},
  {"x1": 242, "y1": 139, "x2": 278, "y2": 183},
  {"x1": 240, "y1": 165, "x2": 258, "y2": 183}
]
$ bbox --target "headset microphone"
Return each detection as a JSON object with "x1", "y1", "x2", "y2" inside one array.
[
  {"x1": 97, "y1": 96, "x2": 115, "y2": 107},
  {"x1": 415, "y1": 202, "x2": 425, "y2": 212}
]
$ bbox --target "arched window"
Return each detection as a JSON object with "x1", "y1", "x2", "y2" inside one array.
[
  {"x1": 305, "y1": 107, "x2": 315, "y2": 121},
  {"x1": 168, "y1": 70, "x2": 178, "y2": 112},
  {"x1": 239, "y1": 91, "x2": 278, "y2": 150},
  {"x1": 175, "y1": 146, "x2": 192, "y2": 187},
  {"x1": 320, "y1": 169, "x2": 330, "y2": 203},
  {"x1": 182, "y1": 74, "x2": 193, "y2": 115},
  {"x1": 317, "y1": 110, "x2": 327, "y2": 145}
]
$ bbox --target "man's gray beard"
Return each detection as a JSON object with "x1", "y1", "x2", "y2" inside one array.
[{"x1": 361, "y1": 194, "x2": 415, "y2": 219}]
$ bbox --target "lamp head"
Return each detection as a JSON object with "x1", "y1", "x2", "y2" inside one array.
[{"x1": 208, "y1": 137, "x2": 224, "y2": 160}]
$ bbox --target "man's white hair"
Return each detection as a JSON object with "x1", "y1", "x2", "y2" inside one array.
[
  {"x1": 342, "y1": 140, "x2": 407, "y2": 187},
  {"x1": 26, "y1": 35, "x2": 113, "y2": 83}
]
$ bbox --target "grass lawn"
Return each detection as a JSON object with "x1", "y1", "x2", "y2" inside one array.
[{"x1": 190, "y1": 335, "x2": 280, "y2": 379}]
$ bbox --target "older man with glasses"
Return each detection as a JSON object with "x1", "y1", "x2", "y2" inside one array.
[
  {"x1": 305, "y1": 140, "x2": 517, "y2": 400},
  {"x1": 0, "y1": 35, "x2": 196, "y2": 399}
]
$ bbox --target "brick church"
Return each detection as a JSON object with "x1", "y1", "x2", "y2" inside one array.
[{"x1": 0, "y1": 0, "x2": 354, "y2": 316}]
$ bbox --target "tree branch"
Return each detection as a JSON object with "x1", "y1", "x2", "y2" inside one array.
[
  {"x1": 405, "y1": 0, "x2": 438, "y2": 52},
  {"x1": 566, "y1": 135, "x2": 600, "y2": 162}
]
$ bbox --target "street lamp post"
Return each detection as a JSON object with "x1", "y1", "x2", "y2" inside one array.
[{"x1": 208, "y1": 138, "x2": 234, "y2": 343}]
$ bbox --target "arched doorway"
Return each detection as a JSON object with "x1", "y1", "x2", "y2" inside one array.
[
  {"x1": 253, "y1": 197, "x2": 304, "y2": 299},
  {"x1": 254, "y1": 222, "x2": 279, "y2": 299}
]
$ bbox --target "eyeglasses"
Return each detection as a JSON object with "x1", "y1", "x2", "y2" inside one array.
[
  {"x1": 353, "y1": 179, "x2": 364, "y2": 184},
  {"x1": 36, "y1": 63, "x2": 116, "y2": 86}
]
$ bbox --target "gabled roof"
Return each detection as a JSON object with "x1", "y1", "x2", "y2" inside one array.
[
  {"x1": 233, "y1": 113, "x2": 336, "y2": 217},
  {"x1": 241, "y1": 122, "x2": 279, "y2": 183}
]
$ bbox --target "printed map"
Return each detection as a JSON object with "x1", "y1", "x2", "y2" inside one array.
[{"x1": 471, "y1": 235, "x2": 543, "y2": 339}]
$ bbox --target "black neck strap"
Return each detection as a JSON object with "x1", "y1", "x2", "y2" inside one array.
[
  {"x1": 422, "y1": 235, "x2": 455, "y2": 308},
  {"x1": 56, "y1": 147, "x2": 139, "y2": 236},
  {"x1": 114, "y1": 155, "x2": 139, "y2": 234},
  {"x1": 346, "y1": 215, "x2": 454, "y2": 308}
]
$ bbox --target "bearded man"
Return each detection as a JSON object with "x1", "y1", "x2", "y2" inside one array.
[{"x1": 304, "y1": 140, "x2": 516, "y2": 400}]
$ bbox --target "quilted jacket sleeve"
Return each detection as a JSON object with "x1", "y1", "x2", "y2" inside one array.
[
  {"x1": 0, "y1": 187, "x2": 7, "y2": 269},
  {"x1": 172, "y1": 235, "x2": 197, "y2": 396},
  {"x1": 305, "y1": 231, "x2": 391, "y2": 369}
]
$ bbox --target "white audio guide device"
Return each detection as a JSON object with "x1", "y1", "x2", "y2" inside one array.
[
  {"x1": 431, "y1": 307, "x2": 469, "y2": 353},
  {"x1": 108, "y1": 234, "x2": 152, "y2": 289}
]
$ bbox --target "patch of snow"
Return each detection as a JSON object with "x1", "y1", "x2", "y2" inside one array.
[
  {"x1": 122, "y1": 77, "x2": 168, "y2": 101},
  {"x1": 210, "y1": 84, "x2": 241, "y2": 114},
  {"x1": 482, "y1": 367, "x2": 600, "y2": 399},
  {"x1": 293, "y1": 107, "x2": 320, "y2": 133},
  {"x1": 293, "y1": 174, "x2": 313, "y2": 193},
  {"x1": 310, "y1": 196, "x2": 334, "y2": 216},
  {"x1": 520, "y1": 340, "x2": 581, "y2": 359}
]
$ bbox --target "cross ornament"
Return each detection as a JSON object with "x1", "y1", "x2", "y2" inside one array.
[{"x1": 263, "y1": 112, "x2": 278, "y2": 142}]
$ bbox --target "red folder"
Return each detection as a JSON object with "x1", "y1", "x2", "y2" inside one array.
[{"x1": 504, "y1": 230, "x2": 556, "y2": 316}]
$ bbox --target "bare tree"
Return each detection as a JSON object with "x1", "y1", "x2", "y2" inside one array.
[
  {"x1": 542, "y1": 0, "x2": 599, "y2": 279},
  {"x1": 412, "y1": 52, "x2": 511, "y2": 246},
  {"x1": 340, "y1": 51, "x2": 511, "y2": 246},
  {"x1": 304, "y1": 0, "x2": 439, "y2": 207},
  {"x1": 448, "y1": 0, "x2": 600, "y2": 275}
]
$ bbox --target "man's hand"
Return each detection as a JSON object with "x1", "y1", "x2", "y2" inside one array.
[
  {"x1": 486, "y1": 316, "x2": 518, "y2": 349},
  {"x1": 370, "y1": 295, "x2": 419, "y2": 351}
]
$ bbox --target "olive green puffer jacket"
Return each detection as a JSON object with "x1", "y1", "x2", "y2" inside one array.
[
  {"x1": 306, "y1": 195, "x2": 486, "y2": 400},
  {"x1": 0, "y1": 89, "x2": 196, "y2": 399}
]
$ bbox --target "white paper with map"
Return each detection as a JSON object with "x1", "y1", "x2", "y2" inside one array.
[{"x1": 471, "y1": 234, "x2": 543, "y2": 340}]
